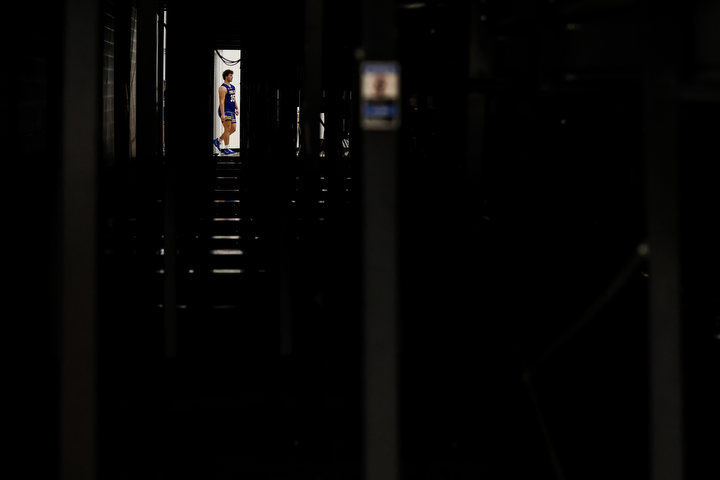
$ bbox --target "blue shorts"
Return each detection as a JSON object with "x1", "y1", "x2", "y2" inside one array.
[{"x1": 219, "y1": 108, "x2": 236, "y2": 123}]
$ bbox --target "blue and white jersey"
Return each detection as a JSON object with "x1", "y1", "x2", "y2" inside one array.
[{"x1": 222, "y1": 82, "x2": 236, "y2": 112}]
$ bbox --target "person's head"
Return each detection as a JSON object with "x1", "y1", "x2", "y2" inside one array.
[{"x1": 223, "y1": 70, "x2": 233, "y2": 82}]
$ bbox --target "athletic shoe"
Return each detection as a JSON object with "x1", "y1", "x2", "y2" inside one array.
[
  {"x1": 212, "y1": 138, "x2": 221, "y2": 152},
  {"x1": 221, "y1": 148, "x2": 235, "y2": 155}
]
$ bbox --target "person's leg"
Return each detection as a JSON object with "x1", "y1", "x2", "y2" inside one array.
[
  {"x1": 216, "y1": 108, "x2": 224, "y2": 142},
  {"x1": 220, "y1": 117, "x2": 231, "y2": 148},
  {"x1": 224, "y1": 121, "x2": 237, "y2": 154},
  {"x1": 221, "y1": 119, "x2": 232, "y2": 146},
  {"x1": 214, "y1": 109, "x2": 225, "y2": 152}
]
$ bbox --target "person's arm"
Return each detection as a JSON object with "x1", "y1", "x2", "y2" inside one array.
[{"x1": 218, "y1": 85, "x2": 227, "y2": 122}]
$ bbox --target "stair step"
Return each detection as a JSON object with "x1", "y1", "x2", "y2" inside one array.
[
  {"x1": 210, "y1": 268, "x2": 245, "y2": 274},
  {"x1": 209, "y1": 249, "x2": 244, "y2": 255}
]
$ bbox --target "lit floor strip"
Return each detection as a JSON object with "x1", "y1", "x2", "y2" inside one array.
[
  {"x1": 212, "y1": 269, "x2": 244, "y2": 274},
  {"x1": 212, "y1": 235, "x2": 240, "y2": 240},
  {"x1": 213, "y1": 218, "x2": 240, "y2": 221},
  {"x1": 210, "y1": 249, "x2": 244, "y2": 255}
]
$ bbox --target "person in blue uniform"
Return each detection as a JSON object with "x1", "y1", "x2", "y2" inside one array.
[{"x1": 213, "y1": 70, "x2": 239, "y2": 155}]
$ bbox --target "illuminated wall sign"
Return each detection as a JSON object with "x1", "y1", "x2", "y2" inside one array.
[{"x1": 360, "y1": 61, "x2": 401, "y2": 131}]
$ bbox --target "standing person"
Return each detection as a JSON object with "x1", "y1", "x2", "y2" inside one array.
[{"x1": 212, "y1": 70, "x2": 239, "y2": 155}]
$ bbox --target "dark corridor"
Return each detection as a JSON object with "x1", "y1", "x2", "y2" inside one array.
[{"x1": 4, "y1": 1, "x2": 720, "y2": 480}]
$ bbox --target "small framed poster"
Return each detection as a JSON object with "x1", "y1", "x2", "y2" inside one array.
[{"x1": 360, "y1": 61, "x2": 401, "y2": 131}]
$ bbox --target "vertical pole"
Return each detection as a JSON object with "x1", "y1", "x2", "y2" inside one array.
[
  {"x1": 644, "y1": 3, "x2": 684, "y2": 480},
  {"x1": 163, "y1": 157, "x2": 177, "y2": 358},
  {"x1": 466, "y1": 1, "x2": 486, "y2": 185},
  {"x1": 362, "y1": 2, "x2": 398, "y2": 480},
  {"x1": 137, "y1": 0, "x2": 159, "y2": 158},
  {"x1": 157, "y1": 3, "x2": 177, "y2": 358},
  {"x1": 303, "y1": 0, "x2": 324, "y2": 166},
  {"x1": 60, "y1": 0, "x2": 100, "y2": 479}
]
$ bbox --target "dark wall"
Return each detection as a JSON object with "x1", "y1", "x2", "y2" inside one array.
[
  {"x1": 678, "y1": 101, "x2": 720, "y2": 480},
  {"x1": 4, "y1": 1, "x2": 64, "y2": 479},
  {"x1": 396, "y1": 1, "x2": 649, "y2": 479}
]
